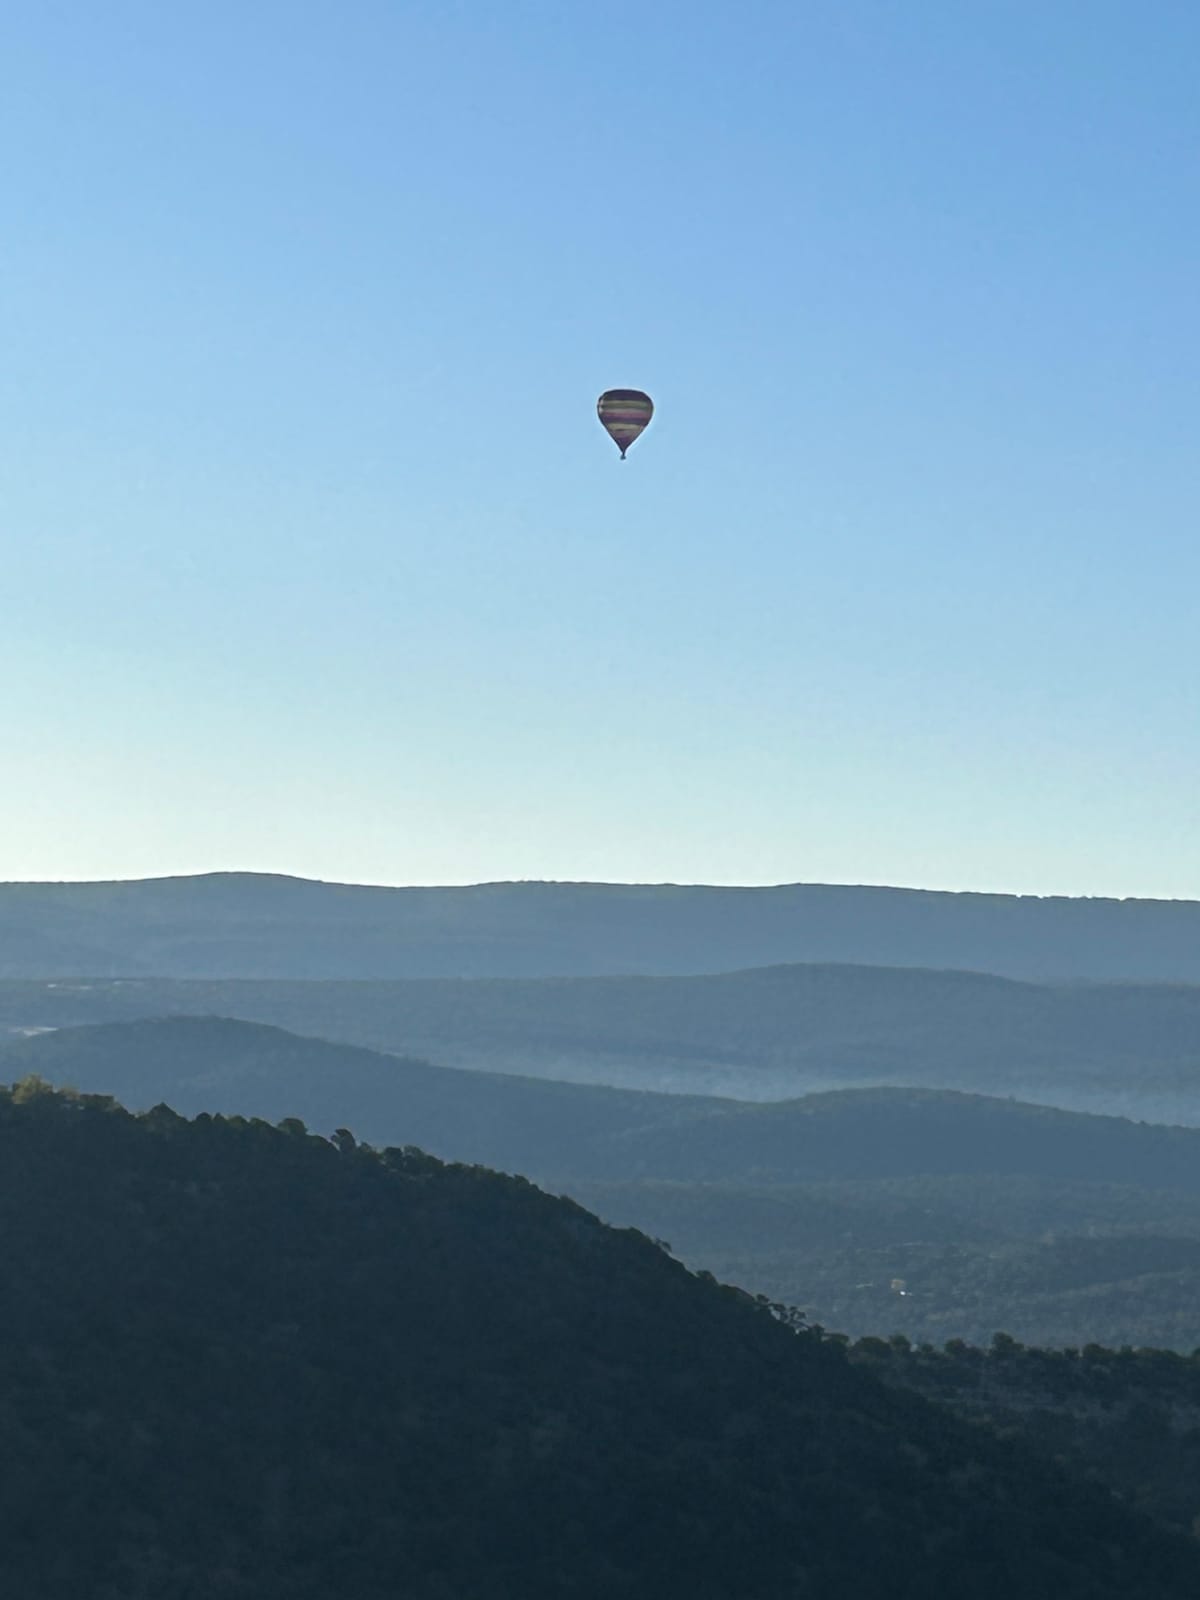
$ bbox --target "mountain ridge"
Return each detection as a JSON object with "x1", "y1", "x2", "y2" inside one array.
[{"x1": 7, "y1": 871, "x2": 1200, "y2": 980}]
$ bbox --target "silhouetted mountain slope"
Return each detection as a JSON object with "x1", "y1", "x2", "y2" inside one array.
[
  {"x1": 6, "y1": 961, "x2": 1200, "y2": 1115},
  {"x1": 2, "y1": 1081, "x2": 1198, "y2": 1599},
  {"x1": 7, "y1": 870, "x2": 1200, "y2": 979}
]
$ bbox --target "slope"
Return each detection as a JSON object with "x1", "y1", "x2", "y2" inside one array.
[{"x1": 2, "y1": 1080, "x2": 1198, "y2": 1599}]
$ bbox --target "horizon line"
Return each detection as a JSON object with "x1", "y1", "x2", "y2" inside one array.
[{"x1": 1, "y1": 868, "x2": 1196, "y2": 906}]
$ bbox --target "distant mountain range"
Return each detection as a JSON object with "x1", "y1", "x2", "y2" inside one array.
[
  {"x1": 6, "y1": 870, "x2": 1200, "y2": 980},
  {"x1": 12, "y1": 1015, "x2": 1200, "y2": 1350},
  {"x1": 5, "y1": 960, "x2": 1200, "y2": 1117}
]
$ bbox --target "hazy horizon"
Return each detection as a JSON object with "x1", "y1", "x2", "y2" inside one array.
[{"x1": 6, "y1": 865, "x2": 1200, "y2": 903}]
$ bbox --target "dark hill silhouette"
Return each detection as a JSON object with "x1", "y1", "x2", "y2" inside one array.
[
  {"x1": 5, "y1": 960, "x2": 1200, "y2": 1116},
  {"x1": 2, "y1": 1078, "x2": 1198, "y2": 1598},
  {"x1": 7, "y1": 870, "x2": 1200, "y2": 979}
]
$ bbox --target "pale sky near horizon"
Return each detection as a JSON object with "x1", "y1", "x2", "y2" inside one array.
[{"x1": 4, "y1": 3, "x2": 1199, "y2": 895}]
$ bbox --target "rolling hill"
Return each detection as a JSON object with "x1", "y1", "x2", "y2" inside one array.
[
  {"x1": 11, "y1": 1014, "x2": 1200, "y2": 1188},
  {"x1": 5, "y1": 961, "x2": 1200, "y2": 1117}
]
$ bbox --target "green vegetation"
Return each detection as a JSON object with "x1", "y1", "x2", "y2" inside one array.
[{"x1": 2, "y1": 1078, "x2": 1199, "y2": 1598}]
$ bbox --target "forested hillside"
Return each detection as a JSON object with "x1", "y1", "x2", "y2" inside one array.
[
  {"x1": 853, "y1": 1335, "x2": 1200, "y2": 1540},
  {"x1": 2, "y1": 1081, "x2": 1199, "y2": 1599}
]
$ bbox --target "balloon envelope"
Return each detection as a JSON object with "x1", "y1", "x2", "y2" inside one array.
[{"x1": 597, "y1": 389, "x2": 653, "y2": 458}]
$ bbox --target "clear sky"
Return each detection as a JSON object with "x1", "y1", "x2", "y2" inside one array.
[{"x1": 3, "y1": 2, "x2": 1198, "y2": 894}]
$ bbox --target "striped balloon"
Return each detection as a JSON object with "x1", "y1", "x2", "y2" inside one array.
[{"x1": 597, "y1": 389, "x2": 654, "y2": 458}]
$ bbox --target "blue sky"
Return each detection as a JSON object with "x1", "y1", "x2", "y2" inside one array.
[{"x1": 3, "y1": 1, "x2": 1199, "y2": 893}]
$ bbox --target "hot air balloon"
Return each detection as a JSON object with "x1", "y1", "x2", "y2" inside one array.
[{"x1": 597, "y1": 389, "x2": 653, "y2": 459}]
